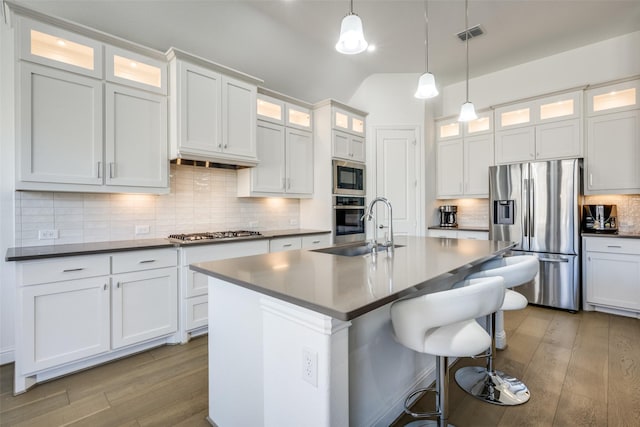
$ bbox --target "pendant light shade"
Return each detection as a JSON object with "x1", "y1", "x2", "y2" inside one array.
[
  {"x1": 414, "y1": 1, "x2": 438, "y2": 99},
  {"x1": 458, "y1": 0, "x2": 476, "y2": 122},
  {"x1": 415, "y1": 72, "x2": 439, "y2": 99},
  {"x1": 458, "y1": 101, "x2": 478, "y2": 121},
  {"x1": 336, "y1": 0, "x2": 368, "y2": 55}
]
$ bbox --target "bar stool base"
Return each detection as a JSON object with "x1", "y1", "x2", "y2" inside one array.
[{"x1": 454, "y1": 366, "x2": 530, "y2": 406}]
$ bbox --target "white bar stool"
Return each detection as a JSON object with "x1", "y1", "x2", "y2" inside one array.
[
  {"x1": 454, "y1": 255, "x2": 539, "y2": 406},
  {"x1": 390, "y1": 276, "x2": 505, "y2": 427}
]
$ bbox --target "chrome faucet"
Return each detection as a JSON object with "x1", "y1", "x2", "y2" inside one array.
[{"x1": 361, "y1": 197, "x2": 394, "y2": 253}]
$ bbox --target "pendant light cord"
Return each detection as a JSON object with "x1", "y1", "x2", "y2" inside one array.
[
  {"x1": 465, "y1": 0, "x2": 469, "y2": 103},
  {"x1": 424, "y1": 0, "x2": 429, "y2": 73}
]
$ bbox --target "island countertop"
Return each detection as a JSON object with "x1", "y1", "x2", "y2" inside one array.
[{"x1": 190, "y1": 235, "x2": 515, "y2": 320}]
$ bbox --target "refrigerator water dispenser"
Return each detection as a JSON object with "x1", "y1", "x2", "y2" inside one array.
[{"x1": 494, "y1": 200, "x2": 515, "y2": 225}]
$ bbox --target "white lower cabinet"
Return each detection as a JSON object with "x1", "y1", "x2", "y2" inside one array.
[
  {"x1": 178, "y1": 240, "x2": 269, "y2": 339},
  {"x1": 111, "y1": 267, "x2": 178, "y2": 349},
  {"x1": 21, "y1": 277, "x2": 110, "y2": 374},
  {"x1": 15, "y1": 248, "x2": 178, "y2": 392},
  {"x1": 584, "y1": 237, "x2": 640, "y2": 316}
]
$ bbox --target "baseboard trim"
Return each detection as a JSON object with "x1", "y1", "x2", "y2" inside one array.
[{"x1": 0, "y1": 347, "x2": 15, "y2": 365}]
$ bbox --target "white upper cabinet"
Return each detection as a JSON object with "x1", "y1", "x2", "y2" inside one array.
[
  {"x1": 19, "y1": 17, "x2": 103, "y2": 78},
  {"x1": 168, "y1": 49, "x2": 261, "y2": 166},
  {"x1": 238, "y1": 91, "x2": 313, "y2": 197},
  {"x1": 587, "y1": 79, "x2": 639, "y2": 116},
  {"x1": 106, "y1": 45, "x2": 167, "y2": 94},
  {"x1": 585, "y1": 79, "x2": 640, "y2": 194},
  {"x1": 435, "y1": 111, "x2": 494, "y2": 198},
  {"x1": 18, "y1": 63, "x2": 103, "y2": 186},
  {"x1": 495, "y1": 91, "x2": 582, "y2": 164},
  {"x1": 331, "y1": 105, "x2": 366, "y2": 162},
  {"x1": 14, "y1": 14, "x2": 169, "y2": 194},
  {"x1": 105, "y1": 84, "x2": 168, "y2": 188}
]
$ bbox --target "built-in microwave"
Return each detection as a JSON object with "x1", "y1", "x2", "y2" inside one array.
[{"x1": 333, "y1": 160, "x2": 365, "y2": 196}]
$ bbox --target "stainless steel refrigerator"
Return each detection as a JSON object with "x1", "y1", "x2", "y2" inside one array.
[{"x1": 489, "y1": 159, "x2": 582, "y2": 311}]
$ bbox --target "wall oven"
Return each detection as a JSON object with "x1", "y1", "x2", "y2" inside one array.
[
  {"x1": 333, "y1": 196, "x2": 366, "y2": 243},
  {"x1": 333, "y1": 160, "x2": 365, "y2": 196}
]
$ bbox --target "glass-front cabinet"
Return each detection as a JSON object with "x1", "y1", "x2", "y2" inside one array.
[{"x1": 494, "y1": 90, "x2": 582, "y2": 164}]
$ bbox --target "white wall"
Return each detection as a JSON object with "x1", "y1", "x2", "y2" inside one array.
[
  {"x1": 1, "y1": 17, "x2": 17, "y2": 364},
  {"x1": 441, "y1": 31, "x2": 640, "y2": 117},
  {"x1": 349, "y1": 73, "x2": 437, "y2": 234}
]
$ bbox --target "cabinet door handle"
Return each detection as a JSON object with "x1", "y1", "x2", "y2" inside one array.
[
  {"x1": 63, "y1": 268, "x2": 84, "y2": 273},
  {"x1": 312, "y1": 240, "x2": 320, "y2": 244},
  {"x1": 282, "y1": 178, "x2": 286, "y2": 189},
  {"x1": 224, "y1": 144, "x2": 228, "y2": 149},
  {"x1": 116, "y1": 282, "x2": 120, "y2": 288},
  {"x1": 589, "y1": 173, "x2": 593, "y2": 187},
  {"x1": 97, "y1": 161, "x2": 102, "y2": 179},
  {"x1": 109, "y1": 162, "x2": 115, "y2": 178},
  {"x1": 283, "y1": 243, "x2": 292, "y2": 247},
  {"x1": 607, "y1": 245, "x2": 622, "y2": 248},
  {"x1": 218, "y1": 143, "x2": 222, "y2": 149},
  {"x1": 139, "y1": 259, "x2": 156, "y2": 264},
  {"x1": 287, "y1": 178, "x2": 291, "y2": 189},
  {"x1": 104, "y1": 284, "x2": 108, "y2": 291}
]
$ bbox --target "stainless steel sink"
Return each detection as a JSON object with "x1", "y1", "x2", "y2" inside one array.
[{"x1": 311, "y1": 242, "x2": 404, "y2": 257}]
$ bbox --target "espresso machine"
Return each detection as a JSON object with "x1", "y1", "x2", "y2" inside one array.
[
  {"x1": 582, "y1": 204, "x2": 618, "y2": 234},
  {"x1": 439, "y1": 205, "x2": 458, "y2": 227}
]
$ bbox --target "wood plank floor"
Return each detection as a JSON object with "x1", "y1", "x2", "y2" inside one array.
[{"x1": 1, "y1": 306, "x2": 638, "y2": 426}]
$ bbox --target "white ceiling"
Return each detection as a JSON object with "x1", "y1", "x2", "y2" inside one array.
[{"x1": 20, "y1": 0, "x2": 640, "y2": 104}]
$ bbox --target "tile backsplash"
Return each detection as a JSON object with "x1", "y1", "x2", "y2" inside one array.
[
  {"x1": 436, "y1": 195, "x2": 640, "y2": 234},
  {"x1": 584, "y1": 194, "x2": 640, "y2": 234},
  {"x1": 435, "y1": 198, "x2": 489, "y2": 228},
  {"x1": 14, "y1": 164, "x2": 300, "y2": 247}
]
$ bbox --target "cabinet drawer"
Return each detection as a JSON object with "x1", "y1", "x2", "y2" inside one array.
[
  {"x1": 112, "y1": 248, "x2": 177, "y2": 274},
  {"x1": 457, "y1": 231, "x2": 489, "y2": 240},
  {"x1": 302, "y1": 234, "x2": 331, "y2": 248},
  {"x1": 269, "y1": 237, "x2": 302, "y2": 252},
  {"x1": 185, "y1": 295, "x2": 208, "y2": 331},
  {"x1": 584, "y1": 237, "x2": 640, "y2": 254},
  {"x1": 19, "y1": 255, "x2": 110, "y2": 286}
]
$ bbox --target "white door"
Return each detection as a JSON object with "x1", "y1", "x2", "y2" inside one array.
[
  {"x1": 105, "y1": 83, "x2": 168, "y2": 188},
  {"x1": 375, "y1": 127, "x2": 420, "y2": 237}
]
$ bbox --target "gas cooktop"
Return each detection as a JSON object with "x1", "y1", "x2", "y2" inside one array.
[{"x1": 168, "y1": 230, "x2": 263, "y2": 243}]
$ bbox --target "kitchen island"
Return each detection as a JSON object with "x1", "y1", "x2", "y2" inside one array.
[{"x1": 191, "y1": 236, "x2": 514, "y2": 427}]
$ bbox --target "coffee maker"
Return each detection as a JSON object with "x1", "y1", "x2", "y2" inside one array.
[
  {"x1": 582, "y1": 204, "x2": 618, "y2": 234},
  {"x1": 439, "y1": 205, "x2": 458, "y2": 227}
]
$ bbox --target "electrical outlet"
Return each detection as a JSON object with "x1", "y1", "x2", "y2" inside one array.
[
  {"x1": 302, "y1": 347, "x2": 318, "y2": 387},
  {"x1": 249, "y1": 221, "x2": 259, "y2": 228},
  {"x1": 289, "y1": 218, "x2": 298, "y2": 226},
  {"x1": 38, "y1": 229, "x2": 59, "y2": 240},
  {"x1": 135, "y1": 224, "x2": 150, "y2": 235}
]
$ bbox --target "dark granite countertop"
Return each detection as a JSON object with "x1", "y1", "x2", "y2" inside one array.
[
  {"x1": 5, "y1": 229, "x2": 331, "y2": 261},
  {"x1": 581, "y1": 232, "x2": 640, "y2": 239}
]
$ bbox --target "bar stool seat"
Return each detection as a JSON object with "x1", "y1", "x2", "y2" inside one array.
[
  {"x1": 391, "y1": 276, "x2": 505, "y2": 427},
  {"x1": 455, "y1": 255, "x2": 539, "y2": 406}
]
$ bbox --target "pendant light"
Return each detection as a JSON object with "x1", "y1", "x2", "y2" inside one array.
[
  {"x1": 414, "y1": 0, "x2": 439, "y2": 99},
  {"x1": 335, "y1": 0, "x2": 368, "y2": 55},
  {"x1": 458, "y1": 0, "x2": 477, "y2": 121}
]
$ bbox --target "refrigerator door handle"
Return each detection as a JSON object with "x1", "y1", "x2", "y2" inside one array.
[
  {"x1": 530, "y1": 179, "x2": 535, "y2": 238},
  {"x1": 523, "y1": 178, "x2": 529, "y2": 237},
  {"x1": 539, "y1": 257, "x2": 569, "y2": 263}
]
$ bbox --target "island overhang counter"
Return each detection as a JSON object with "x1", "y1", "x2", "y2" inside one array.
[{"x1": 190, "y1": 236, "x2": 515, "y2": 427}]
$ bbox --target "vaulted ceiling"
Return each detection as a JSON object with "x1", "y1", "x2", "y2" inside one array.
[{"x1": 21, "y1": 0, "x2": 640, "y2": 103}]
